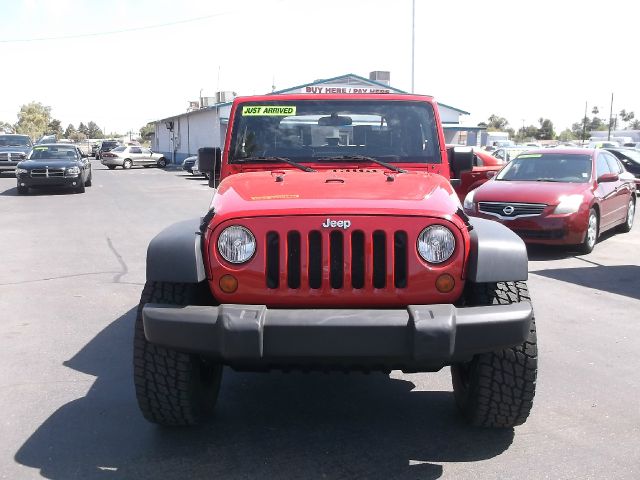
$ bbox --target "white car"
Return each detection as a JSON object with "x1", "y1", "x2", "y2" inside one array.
[{"x1": 100, "y1": 146, "x2": 168, "y2": 170}]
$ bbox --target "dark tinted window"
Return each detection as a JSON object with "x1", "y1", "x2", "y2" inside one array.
[
  {"x1": 496, "y1": 153, "x2": 592, "y2": 183},
  {"x1": 28, "y1": 145, "x2": 78, "y2": 159},
  {"x1": 0, "y1": 135, "x2": 31, "y2": 147},
  {"x1": 603, "y1": 152, "x2": 622, "y2": 174},
  {"x1": 130, "y1": 147, "x2": 142, "y2": 154}
]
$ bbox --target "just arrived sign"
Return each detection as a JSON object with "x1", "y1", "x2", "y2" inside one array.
[{"x1": 322, "y1": 218, "x2": 351, "y2": 229}]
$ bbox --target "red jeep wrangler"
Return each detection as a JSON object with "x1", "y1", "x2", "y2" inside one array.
[{"x1": 135, "y1": 94, "x2": 537, "y2": 428}]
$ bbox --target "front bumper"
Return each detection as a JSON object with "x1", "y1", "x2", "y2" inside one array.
[
  {"x1": 142, "y1": 302, "x2": 533, "y2": 371},
  {"x1": 17, "y1": 174, "x2": 81, "y2": 188}
]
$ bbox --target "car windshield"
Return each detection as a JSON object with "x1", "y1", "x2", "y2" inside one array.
[
  {"x1": 0, "y1": 135, "x2": 31, "y2": 147},
  {"x1": 496, "y1": 153, "x2": 592, "y2": 183},
  {"x1": 28, "y1": 145, "x2": 78, "y2": 160},
  {"x1": 111, "y1": 146, "x2": 126, "y2": 152},
  {"x1": 103, "y1": 142, "x2": 118, "y2": 147},
  {"x1": 229, "y1": 100, "x2": 441, "y2": 164}
]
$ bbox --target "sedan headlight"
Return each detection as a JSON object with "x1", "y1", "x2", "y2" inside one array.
[
  {"x1": 463, "y1": 189, "x2": 475, "y2": 211},
  {"x1": 554, "y1": 194, "x2": 583, "y2": 214},
  {"x1": 217, "y1": 226, "x2": 256, "y2": 264},
  {"x1": 417, "y1": 225, "x2": 456, "y2": 264},
  {"x1": 15, "y1": 168, "x2": 28, "y2": 174},
  {"x1": 66, "y1": 166, "x2": 80, "y2": 176}
]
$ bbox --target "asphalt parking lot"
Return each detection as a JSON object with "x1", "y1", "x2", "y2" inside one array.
[{"x1": 0, "y1": 161, "x2": 638, "y2": 480}]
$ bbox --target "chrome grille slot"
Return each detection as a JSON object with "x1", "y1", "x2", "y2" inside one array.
[
  {"x1": 30, "y1": 168, "x2": 65, "y2": 177},
  {"x1": 478, "y1": 202, "x2": 546, "y2": 218}
]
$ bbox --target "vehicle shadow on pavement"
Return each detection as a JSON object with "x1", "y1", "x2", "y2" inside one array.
[
  {"x1": 15, "y1": 308, "x2": 514, "y2": 480},
  {"x1": 531, "y1": 264, "x2": 640, "y2": 301},
  {"x1": 0, "y1": 186, "x2": 79, "y2": 196}
]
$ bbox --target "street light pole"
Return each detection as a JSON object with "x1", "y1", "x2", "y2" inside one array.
[
  {"x1": 607, "y1": 92, "x2": 614, "y2": 141},
  {"x1": 411, "y1": 0, "x2": 415, "y2": 93}
]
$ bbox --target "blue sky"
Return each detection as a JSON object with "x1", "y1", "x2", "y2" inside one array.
[{"x1": 1, "y1": 0, "x2": 638, "y2": 135}]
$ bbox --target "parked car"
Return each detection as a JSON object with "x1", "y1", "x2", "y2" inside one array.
[
  {"x1": 91, "y1": 143, "x2": 100, "y2": 157},
  {"x1": 622, "y1": 142, "x2": 640, "y2": 149},
  {"x1": 463, "y1": 149, "x2": 636, "y2": 253},
  {"x1": 15, "y1": 143, "x2": 92, "y2": 194},
  {"x1": 182, "y1": 155, "x2": 197, "y2": 173},
  {"x1": 191, "y1": 155, "x2": 210, "y2": 179},
  {"x1": 0, "y1": 134, "x2": 33, "y2": 174},
  {"x1": 605, "y1": 148, "x2": 640, "y2": 191},
  {"x1": 447, "y1": 145, "x2": 505, "y2": 201},
  {"x1": 96, "y1": 140, "x2": 120, "y2": 160},
  {"x1": 100, "y1": 146, "x2": 167, "y2": 169},
  {"x1": 491, "y1": 146, "x2": 535, "y2": 163}
]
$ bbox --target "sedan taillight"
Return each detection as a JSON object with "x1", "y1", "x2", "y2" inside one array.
[{"x1": 102, "y1": 152, "x2": 117, "y2": 158}]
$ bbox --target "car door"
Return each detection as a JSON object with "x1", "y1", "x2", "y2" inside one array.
[
  {"x1": 594, "y1": 152, "x2": 618, "y2": 230},
  {"x1": 603, "y1": 152, "x2": 632, "y2": 222},
  {"x1": 129, "y1": 147, "x2": 143, "y2": 165},
  {"x1": 141, "y1": 148, "x2": 154, "y2": 165}
]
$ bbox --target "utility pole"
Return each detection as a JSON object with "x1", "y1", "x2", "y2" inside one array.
[
  {"x1": 411, "y1": 0, "x2": 415, "y2": 93},
  {"x1": 607, "y1": 92, "x2": 614, "y2": 141},
  {"x1": 581, "y1": 101, "x2": 587, "y2": 146}
]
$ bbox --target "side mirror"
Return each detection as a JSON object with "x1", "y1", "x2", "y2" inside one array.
[
  {"x1": 448, "y1": 147, "x2": 474, "y2": 179},
  {"x1": 486, "y1": 170, "x2": 497, "y2": 179},
  {"x1": 198, "y1": 147, "x2": 222, "y2": 188},
  {"x1": 597, "y1": 173, "x2": 619, "y2": 183}
]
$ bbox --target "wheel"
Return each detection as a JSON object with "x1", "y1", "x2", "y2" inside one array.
[
  {"x1": 107, "y1": 165, "x2": 116, "y2": 170},
  {"x1": 134, "y1": 281, "x2": 223, "y2": 426},
  {"x1": 123, "y1": 159, "x2": 133, "y2": 169},
  {"x1": 579, "y1": 208, "x2": 598, "y2": 254},
  {"x1": 617, "y1": 198, "x2": 635, "y2": 233},
  {"x1": 75, "y1": 181, "x2": 86, "y2": 193},
  {"x1": 451, "y1": 281, "x2": 537, "y2": 428},
  {"x1": 17, "y1": 186, "x2": 28, "y2": 195},
  {"x1": 157, "y1": 157, "x2": 167, "y2": 168},
  {"x1": 85, "y1": 173, "x2": 92, "y2": 187}
]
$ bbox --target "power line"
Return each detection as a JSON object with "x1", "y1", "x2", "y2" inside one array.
[{"x1": 0, "y1": 10, "x2": 235, "y2": 43}]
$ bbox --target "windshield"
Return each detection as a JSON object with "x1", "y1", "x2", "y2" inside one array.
[
  {"x1": 0, "y1": 135, "x2": 31, "y2": 147},
  {"x1": 496, "y1": 153, "x2": 592, "y2": 183},
  {"x1": 28, "y1": 145, "x2": 78, "y2": 160},
  {"x1": 619, "y1": 149, "x2": 640, "y2": 165},
  {"x1": 229, "y1": 100, "x2": 441, "y2": 164}
]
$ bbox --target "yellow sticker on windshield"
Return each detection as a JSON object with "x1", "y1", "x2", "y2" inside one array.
[
  {"x1": 242, "y1": 106, "x2": 296, "y2": 116},
  {"x1": 34, "y1": 146, "x2": 47, "y2": 150},
  {"x1": 517, "y1": 154, "x2": 542, "y2": 158}
]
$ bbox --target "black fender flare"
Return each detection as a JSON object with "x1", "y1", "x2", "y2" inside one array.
[
  {"x1": 467, "y1": 217, "x2": 528, "y2": 283},
  {"x1": 146, "y1": 218, "x2": 206, "y2": 283}
]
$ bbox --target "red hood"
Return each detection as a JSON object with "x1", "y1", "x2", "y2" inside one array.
[
  {"x1": 473, "y1": 179, "x2": 591, "y2": 205},
  {"x1": 210, "y1": 169, "x2": 461, "y2": 223}
]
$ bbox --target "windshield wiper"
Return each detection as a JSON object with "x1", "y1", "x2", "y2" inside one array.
[
  {"x1": 235, "y1": 156, "x2": 315, "y2": 172},
  {"x1": 317, "y1": 155, "x2": 407, "y2": 173},
  {"x1": 535, "y1": 178, "x2": 563, "y2": 182}
]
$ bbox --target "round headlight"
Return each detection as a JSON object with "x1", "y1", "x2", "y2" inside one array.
[
  {"x1": 217, "y1": 226, "x2": 256, "y2": 264},
  {"x1": 417, "y1": 225, "x2": 456, "y2": 264}
]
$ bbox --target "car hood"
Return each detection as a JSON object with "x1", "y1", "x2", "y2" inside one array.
[
  {"x1": 0, "y1": 145, "x2": 30, "y2": 154},
  {"x1": 210, "y1": 169, "x2": 462, "y2": 222},
  {"x1": 473, "y1": 179, "x2": 590, "y2": 205},
  {"x1": 18, "y1": 159, "x2": 80, "y2": 169}
]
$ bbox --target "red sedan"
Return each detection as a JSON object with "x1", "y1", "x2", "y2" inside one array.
[{"x1": 463, "y1": 149, "x2": 636, "y2": 253}]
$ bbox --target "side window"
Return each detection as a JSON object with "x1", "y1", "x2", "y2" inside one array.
[
  {"x1": 142, "y1": 148, "x2": 152, "y2": 155},
  {"x1": 130, "y1": 147, "x2": 142, "y2": 154},
  {"x1": 493, "y1": 149, "x2": 505, "y2": 161},
  {"x1": 604, "y1": 153, "x2": 622, "y2": 174},
  {"x1": 596, "y1": 154, "x2": 611, "y2": 177}
]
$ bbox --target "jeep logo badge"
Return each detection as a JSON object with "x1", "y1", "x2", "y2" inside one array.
[
  {"x1": 503, "y1": 205, "x2": 515, "y2": 215},
  {"x1": 322, "y1": 218, "x2": 351, "y2": 229}
]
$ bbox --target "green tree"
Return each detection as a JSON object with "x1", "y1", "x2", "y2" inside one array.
[
  {"x1": 139, "y1": 122, "x2": 155, "y2": 141},
  {"x1": 48, "y1": 118, "x2": 64, "y2": 137},
  {"x1": 69, "y1": 130, "x2": 87, "y2": 142},
  {"x1": 592, "y1": 106, "x2": 599, "y2": 115},
  {"x1": 64, "y1": 123, "x2": 76, "y2": 139},
  {"x1": 571, "y1": 117, "x2": 590, "y2": 141},
  {"x1": 629, "y1": 119, "x2": 640, "y2": 130},
  {"x1": 558, "y1": 129, "x2": 576, "y2": 142},
  {"x1": 78, "y1": 122, "x2": 88, "y2": 136},
  {"x1": 619, "y1": 109, "x2": 635, "y2": 129},
  {"x1": 15, "y1": 101, "x2": 52, "y2": 141},
  {"x1": 486, "y1": 114, "x2": 510, "y2": 131},
  {"x1": 536, "y1": 118, "x2": 555, "y2": 140},
  {"x1": 0, "y1": 121, "x2": 15, "y2": 133},
  {"x1": 86, "y1": 121, "x2": 103, "y2": 138}
]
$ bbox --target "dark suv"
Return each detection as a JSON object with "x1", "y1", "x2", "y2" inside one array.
[
  {"x1": 0, "y1": 134, "x2": 33, "y2": 174},
  {"x1": 96, "y1": 140, "x2": 120, "y2": 160}
]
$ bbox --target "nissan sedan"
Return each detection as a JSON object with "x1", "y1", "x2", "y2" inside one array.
[{"x1": 463, "y1": 149, "x2": 636, "y2": 253}]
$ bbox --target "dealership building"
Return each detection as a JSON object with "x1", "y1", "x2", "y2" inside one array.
[{"x1": 151, "y1": 72, "x2": 482, "y2": 165}]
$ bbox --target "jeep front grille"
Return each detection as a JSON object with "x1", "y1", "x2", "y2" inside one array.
[{"x1": 265, "y1": 229, "x2": 408, "y2": 290}]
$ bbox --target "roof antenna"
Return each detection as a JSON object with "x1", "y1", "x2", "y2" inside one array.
[{"x1": 272, "y1": 74, "x2": 276, "y2": 92}]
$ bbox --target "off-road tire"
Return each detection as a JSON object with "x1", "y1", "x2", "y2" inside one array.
[
  {"x1": 107, "y1": 165, "x2": 116, "y2": 170},
  {"x1": 17, "y1": 186, "x2": 28, "y2": 195},
  {"x1": 451, "y1": 281, "x2": 537, "y2": 428},
  {"x1": 133, "y1": 281, "x2": 223, "y2": 426},
  {"x1": 617, "y1": 198, "x2": 635, "y2": 233}
]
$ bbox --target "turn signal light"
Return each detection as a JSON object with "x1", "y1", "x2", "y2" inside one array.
[
  {"x1": 435, "y1": 274, "x2": 455, "y2": 293},
  {"x1": 219, "y1": 274, "x2": 238, "y2": 293}
]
